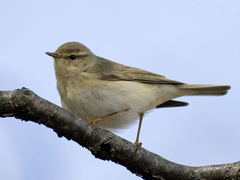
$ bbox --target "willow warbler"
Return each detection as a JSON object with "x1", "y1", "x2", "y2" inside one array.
[{"x1": 46, "y1": 42, "x2": 230, "y2": 146}]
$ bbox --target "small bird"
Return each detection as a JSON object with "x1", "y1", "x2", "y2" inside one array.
[{"x1": 46, "y1": 42, "x2": 230, "y2": 146}]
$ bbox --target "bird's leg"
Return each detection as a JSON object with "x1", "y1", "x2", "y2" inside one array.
[
  {"x1": 135, "y1": 112, "x2": 144, "y2": 147},
  {"x1": 89, "y1": 107, "x2": 131, "y2": 128}
]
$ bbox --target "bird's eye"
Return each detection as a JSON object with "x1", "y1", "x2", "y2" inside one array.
[{"x1": 69, "y1": 54, "x2": 76, "y2": 60}]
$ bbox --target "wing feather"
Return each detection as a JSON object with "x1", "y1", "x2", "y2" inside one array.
[{"x1": 86, "y1": 57, "x2": 183, "y2": 85}]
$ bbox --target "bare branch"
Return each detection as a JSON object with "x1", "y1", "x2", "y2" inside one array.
[{"x1": 0, "y1": 88, "x2": 239, "y2": 180}]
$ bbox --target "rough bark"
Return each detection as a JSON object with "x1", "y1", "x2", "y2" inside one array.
[{"x1": 0, "y1": 88, "x2": 239, "y2": 180}]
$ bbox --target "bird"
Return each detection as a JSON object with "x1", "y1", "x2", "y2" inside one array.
[{"x1": 46, "y1": 42, "x2": 230, "y2": 146}]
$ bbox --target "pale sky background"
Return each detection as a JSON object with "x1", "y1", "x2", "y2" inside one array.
[{"x1": 0, "y1": 1, "x2": 239, "y2": 180}]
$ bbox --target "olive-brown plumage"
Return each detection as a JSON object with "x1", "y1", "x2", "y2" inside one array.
[{"x1": 46, "y1": 42, "x2": 230, "y2": 146}]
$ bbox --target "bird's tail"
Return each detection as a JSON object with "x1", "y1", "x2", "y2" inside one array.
[{"x1": 179, "y1": 84, "x2": 231, "y2": 96}]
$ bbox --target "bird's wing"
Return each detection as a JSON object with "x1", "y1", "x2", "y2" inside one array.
[{"x1": 85, "y1": 57, "x2": 184, "y2": 85}]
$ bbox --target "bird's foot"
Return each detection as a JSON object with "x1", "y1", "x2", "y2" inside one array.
[
  {"x1": 89, "y1": 106, "x2": 131, "y2": 128},
  {"x1": 89, "y1": 118, "x2": 102, "y2": 128},
  {"x1": 135, "y1": 140, "x2": 142, "y2": 147}
]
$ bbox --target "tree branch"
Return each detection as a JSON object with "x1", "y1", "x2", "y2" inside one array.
[{"x1": 0, "y1": 88, "x2": 239, "y2": 180}]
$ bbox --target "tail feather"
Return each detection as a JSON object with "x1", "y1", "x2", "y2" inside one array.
[
  {"x1": 156, "y1": 100, "x2": 189, "y2": 108},
  {"x1": 179, "y1": 84, "x2": 231, "y2": 96}
]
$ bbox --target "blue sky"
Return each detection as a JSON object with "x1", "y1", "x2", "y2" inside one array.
[{"x1": 1, "y1": 1, "x2": 240, "y2": 179}]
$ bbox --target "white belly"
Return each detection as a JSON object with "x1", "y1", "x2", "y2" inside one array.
[{"x1": 59, "y1": 80, "x2": 184, "y2": 131}]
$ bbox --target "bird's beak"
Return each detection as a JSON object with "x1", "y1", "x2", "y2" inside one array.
[{"x1": 45, "y1": 52, "x2": 61, "y2": 58}]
